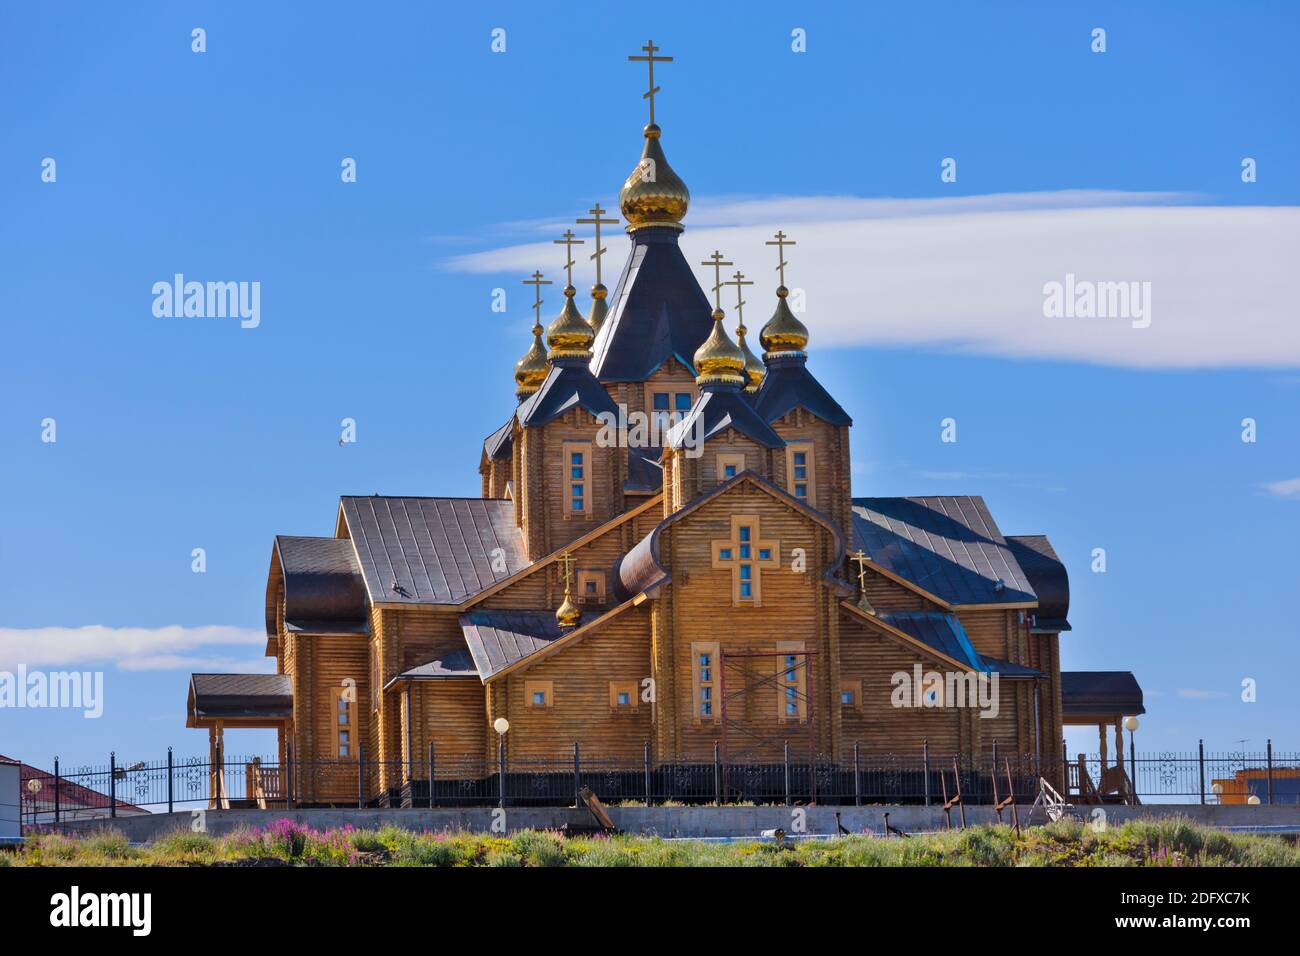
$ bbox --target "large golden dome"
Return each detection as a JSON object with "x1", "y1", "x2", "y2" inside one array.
[
  {"x1": 759, "y1": 286, "x2": 810, "y2": 358},
  {"x1": 514, "y1": 320, "x2": 549, "y2": 399},
  {"x1": 693, "y1": 310, "x2": 746, "y2": 386},
  {"x1": 619, "y1": 124, "x2": 689, "y2": 231},
  {"x1": 547, "y1": 285, "x2": 596, "y2": 360}
]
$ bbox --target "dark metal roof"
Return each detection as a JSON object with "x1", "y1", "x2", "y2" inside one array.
[
  {"x1": 515, "y1": 362, "x2": 620, "y2": 429},
  {"x1": 752, "y1": 354, "x2": 852, "y2": 427},
  {"x1": 188, "y1": 673, "x2": 293, "y2": 720},
  {"x1": 879, "y1": 611, "x2": 984, "y2": 670},
  {"x1": 1061, "y1": 671, "x2": 1145, "y2": 717},
  {"x1": 272, "y1": 536, "x2": 369, "y2": 634},
  {"x1": 851, "y1": 496, "x2": 1036, "y2": 606},
  {"x1": 340, "y1": 496, "x2": 528, "y2": 605},
  {"x1": 459, "y1": 609, "x2": 599, "y2": 680},
  {"x1": 1007, "y1": 534, "x2": 1070, "y2": 626},
  {"x1": 666, "y1": 385, "x2": 785, "y2": 450},
  {"x1": 626, "y1": 448, "x2": 664, "y2": 493},
  {"x1": 590, "y1": 227, "x2": 713, "y2": 383},
  {"x1": 284, "y1": 618, "x2": 370, "y2": 635},
  {"x1": 981, "y1": 657, "x2": 1045, "y2": 679},
  {"x1": 484, "y1": 418, "x2": 513, "y2": 461},
  {"x1": 614, "y1": 526, "x2": 665, "y2": 601},
  {"x1": 394, "y1": 648, "x2": 479, "y2": 681}
]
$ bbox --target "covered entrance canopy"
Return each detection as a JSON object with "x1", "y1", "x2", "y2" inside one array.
[
  {"x1": 186, "y1": 673, "x2": 292, "y2": 808},
  {"x1": 1061, "y1": 670, "x2": 1145, "y2": 804}
]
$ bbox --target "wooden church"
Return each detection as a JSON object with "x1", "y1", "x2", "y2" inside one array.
[{"x1": 186, "y1": 42, "x2": 1143, "y2": 806}]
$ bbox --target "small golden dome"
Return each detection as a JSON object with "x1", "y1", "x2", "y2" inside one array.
[
  {"x1": 514, "y1": 320, "x2": 549, "y2": 399},
  {"x1": 694, "y1": 309, "x2": 746, "y2": 386},
  {"x1": 547, "y1": 285, "x2": 595, "y2": 360},
  {"x1": 736, "y1": 320, "x2": 766, "y2": 393},
  {"x1": 619, "y1": 124, "x2": 689, "y2": 232},
  {"x1": 587, "y1": 283, "x2": 609, "y2": 337},
  {"x1": 556, "y1": 587, "x2": 581, "y2": 628},
  {"x1": 759, "y1": 286, "x2": 810, "y2": 358}
]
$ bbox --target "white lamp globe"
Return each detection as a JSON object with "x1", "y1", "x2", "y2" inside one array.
[
  {"x1": 493, "y1": 717, "x2": 510, "y2": 736},
  {"x1": 1123, "y1": 716, "x2": 1139, "y2": 732}
]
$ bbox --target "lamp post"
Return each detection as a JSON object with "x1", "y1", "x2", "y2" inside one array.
[
  {"x1": 1123, "y1": 716, "x2": 1139, "y2": 799},
  {"x1": 493, "y1": 717, "x2": 509, "y2": 809}
]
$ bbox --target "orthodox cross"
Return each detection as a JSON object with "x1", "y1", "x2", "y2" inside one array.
[
  {"x1": 850, "y1": 549, "x2": 876, "y2": 614},
  {"x1": 724, "y1": 270, "x2": 755, "y2": 330},
  {"x1": 765, "y1": 230, "x2": 796, "y2": 288},
  {"x1": 700, "y1": 250, "x2": 734, "y2": 312},
  {"x1": 628, "y1": 39, "x2": 672, "y2": 125},
  {"x1": 711, "y1": 517, "x2": 780, "y2": 606},
  {"x1": 522, "y1": 271, "x2": 551, "y2": 328},
  {"x1": 553, "y1": 229, "x2": 584, "y2": 288},
  {"x1": 558, "y1": 551, "x2": 576, "y2": 592},
  {"x1": 576, "y1": 203, "x2": 619, "y2": 286}
]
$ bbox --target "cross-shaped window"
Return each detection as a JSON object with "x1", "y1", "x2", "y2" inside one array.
[{"x1": 711, "y1": 516, "x2": 780, "y2": 606}]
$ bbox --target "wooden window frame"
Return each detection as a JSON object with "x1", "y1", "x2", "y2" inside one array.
[
  {"x1": 576, "y1": 569, "x2": 606, "y2": 604},
  {"x1": 333, "y1": 687, "x2": 357, "y2": 759},
  {"x1": 691, "y1": 641, "x2": 720, "y2": 723},
  {"x1": 716, "y1": 452, "x2": 746, "y2": 483},
  {"x1": 525, "y1": 679, "x2": 554, "y2": 708},
  {"x1": 646, "y1": 387, "x2": 697, "y2": 432},
  {"x1": 711, "y1": 515, "x2": 780, "y2": 606},
  {"x1": 840, "y1": 679, "x2": 862, "y2": 711},
  {"x1": 785, "y1": 441, "x2": 816, "y2": 507},
  {"x1": 562, "y1": 442, "x2": 593, "y2": 519},
  {"x1": 608, "y1": 680, "x2": 639, "y2": 710},
  {"x1": 776, "y1": 640, "x2": 808, "y2": 723}
]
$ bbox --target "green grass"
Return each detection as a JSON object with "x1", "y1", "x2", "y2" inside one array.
[{"x1": 5, "y1": 817, "x2": 1297, "y2": 867}]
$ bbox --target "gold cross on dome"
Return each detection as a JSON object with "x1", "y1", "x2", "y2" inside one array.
[
  {"x1": 576, "y1": 203, "x2": 619, "y2": 286},
  {"x1": 850, "y1": 549, "x2": 876, "y2": 615},
  {"x1": 700, "y1": 250, "x2": 734, "y2": 312},
  {"x1": 522, "y1": 271, "x2": 552, "y2": 329},
  {"x1": 724, "y1": 270, "x2": 754, "y2": 331},
  {"x1": 765, "y1": 230, "x2": 797, "y2": 288},
  {"x1": 558, "y1": 551, "x2": 575, "y2": 589},
  {"x1": 553, "y1": 230, "x2": 585, "y2": 288},
  {"x1": 628, "y1": 39, "x2": 673, "y2": 125}
]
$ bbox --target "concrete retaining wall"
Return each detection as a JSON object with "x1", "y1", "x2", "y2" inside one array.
[{"x1": 48, "y1": 802, "x2": 1300, "y2": 843}]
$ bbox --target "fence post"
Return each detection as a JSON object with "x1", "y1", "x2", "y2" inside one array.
[
  {"x1": 498, "y1": 735, "x2": 507, "y2": 810},
  {"x1": 109, "y1": 751, "x2": 117, "y2": 818},
  {"x1": 923, "y1": 739, "x2": 931, "y2": 807},
  {"x1": 167, "y1": 747, "x2": 174, "y2": 814},
  {"x1": 1266, "y1": 739, "x2": 1274, "y2": 806},
  {"x1": 53, "y1": 757, "x2": 60, "y2": 825},
  {"x1": 853, "y1": 741, "x2": 862, "y2": 807},
  {"x1": 713, "y1": 741, "x2": 721, "y2": 806},
  {"x1": 783, "y1": 740, "x2": 791, "y2": 807},
  {"x1": 643, "y1": 741, "x2": 652, "y2": 806},
  {"x1": 434, "y1": 738, "x2": 444, "y2": 806},
  {"x1": 357, "y1": 743, "x2": 365, "y2": 809},
  {"x1": 573, "y1": 742, "x2": 581, "y2": 807},
  {"x1": 1198, "y1": 739, "x2": 1206, "y2": 806}
]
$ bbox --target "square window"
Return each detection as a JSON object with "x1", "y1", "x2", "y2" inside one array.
[
  {"x1": 617, "y1": 691, "x2": 630, "y2": 706},
  {"x1": 585, "y1": 580, "x2": 597, "y2": 594},
  {"x1": 758, "y1": 548, "x2": 772, "y2": 561},
  {"x1": 739, "y1": 544, "x2": 751, "y2": 559},
  {"x1": 795, "y1": 483, "x2": 807, "y2": 498},
  {"x1": 675, "y1": 392, "x2": 693, "y2": 411},
  {"x1": 794, "y1": 452, "x2": 806, "y2": 465},
  {"x1": 738, "y1": 526, "x2": 751, "y2": 542},
  {"x1": 841, "y1": 690, "x2": 854, "y2": 705},
  {"x1": 718, "y1": 547, "x2": 732, "y2": 561},
  {"x1": 739, "y1": 581, "x2": 752, "y2": 598},
  {"x1": 571, "y1": 451, "x2": 584, "y2": 464},
  {"x1": 653, "y1": 393, "x2": 670, "y2": 411},
  {"x1": 724, "y1": 464, "x2": 737, "y2": 478},
  {"x1": 794, "y1": 465, "x2": 807, "y2": 480}
]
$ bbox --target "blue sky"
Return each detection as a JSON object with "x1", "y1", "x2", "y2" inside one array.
[{"x1": 1, "y1": 1, "x2": 1297, "y2": 768}]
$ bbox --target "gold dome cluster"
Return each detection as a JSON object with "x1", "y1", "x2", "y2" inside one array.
[
  {"x1": 693, "y1": 309, "x2": 747, "y2": 387},
  {"x1": 513, "y1": 319, "x2": 549, "y2": 399},
  {"x1": 759, "y1": 285, "x2": 810, "y2": 359},
  {"x1": 619, "y1": 125, "x2": 690, "y2": 232}
]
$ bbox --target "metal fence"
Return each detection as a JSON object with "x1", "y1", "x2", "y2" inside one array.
[{"x1": 19, "y1": 740, "x2": 1299, "y2": 826}]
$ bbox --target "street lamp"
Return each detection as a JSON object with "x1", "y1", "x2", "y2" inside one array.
[
  {"x1": 493, "y1": 718, "x2": 510, "y2": 809},
  {"x1": 1247, "y1": 794, "x2": 1261, "y2": 806},
  {"x1": 1123, "y1": 716, "x2": 1139, "y2": 799},
  {"x1": 1211, "y1": 781, "x2": 1223, "y2": 805}
]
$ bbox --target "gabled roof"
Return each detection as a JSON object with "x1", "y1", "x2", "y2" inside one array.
[
  {"x1": 879, "y1": 611, "x2": 985, "y2": 672},
  {"x1": 187, "y1": 673, "x2": 292, "y2": 726},
  {"x1": 666, "y1": 386, "x2": 785, "y2": 450},
  {"x1": 387, "y1": 648, "x2": 479, "y2": 686},
  {"x1": 268, "y1": 536, "x2": 368, "y2": 637},
  {"x1": 339, "y1": 496, "x2": 528, "y2": 606},
  {"x1": 483, "y1": 418, "x2": 513, "y2": 461},
  {"x1": 590, "y1": 227, "x2": 713, "y2": 383},
  {"x1": 1007, "y1": 534, "x2": 1071, "y2": 630},
  {"x1": 459, "y1": 609, "x2": 600, "y2": 680},
  {"x1": 752, "y1": 354, "x2": 852, "y2": 427},
  {"x1": 851, "y1": 496, "x2": 1036, "y2": 607},
  {"x1": 1061, "y1": 671, "x2": 1145, "y2": 718},
  {"x1": 515, "y1": 362, "x2": 619, "y2": 429}
]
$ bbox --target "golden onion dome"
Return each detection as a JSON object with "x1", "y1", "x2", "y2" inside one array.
[
  {"x1": 514, "y1": 320, "x2": 549, "y2": 399},
  {"x1": 619, "y1": 124, "x2": 689, "y2": 232},
  {"x1": 555, "y1": 587, "x2": 581, "y2": 628},
  {"x1": 759, "y1": 285, "x2": 810, "y2": 359},
  {"x1": 547, "y1": 285, "x2": 595, "y2": 360},
  {"x1": 586, "y1": 283, "x2": 609, "y2": 336},
  {"x1": 693, "y1": 309, "x2": 746, "y2": 386},
  {"x1": 736, "y1": 320, "x2": 766, "y2": 393}
]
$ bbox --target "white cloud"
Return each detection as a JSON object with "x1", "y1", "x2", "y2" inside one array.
[
  {"x1": 1264, "y1": 477, "x2": 1300, "y2": 499},
  {"x1": 1176, "y1": 688, "x2": 1227, "y2": 700},
  {"x1": 445, "y1": 191, "x2": 1300, "y2": 369},
  {"x1": 0, "y1": 625, "x2": 265, "y2": 671}
]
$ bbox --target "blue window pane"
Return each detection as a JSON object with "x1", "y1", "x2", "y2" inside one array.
[
  {"x1": 739, "y1": 581, "x2": 752, "y2": 598},
  {"x1": 618, "y1": 692, "x2": 630, "y2": 706},
  {"x1": 739, "y1": 545, "x2": 751, "y2": 559},
  {"x1": 794, "y1": 452, "x2": 806, "y2": 465},
  {"x1": 758, "y1": 548, "x2": 772, "y2": 561},
  {"x1": 653, "y1": 393, "x2": 670, "y2": 410},
  {"x1": 571, "y1": 451, "x2": 583, "y2": 464},
  {"x1": 794, "y1": 466, "x2": 807, "y2": 479},
  {"x1": 795, "y1": 483, "x2": 807, "y2": 498},
  {"x1": 738, "y1": 526, "x2": 751, "y2": 542},
  {"x1": 571, "y1": 483, "x2": 583, "y2": 496},
  {"x1": 739, "y1": 565, "x2": 751, "y2": 580},
  {"x1": 533, "y1": 691, "x2": 546, "y2": 705},
  {"x1": 841, "y1": 691, "x2": 853, "y2": 705},
  {"x1": 724, "y1": 465, "x2": 737, "y2": 478},
  {"x1": 571, "y1": 467, "x2": 583, "y2": 479},
  {"x1": 675, "y1": 393, "x2": 693, "y2": 411},
  {"x1": 572, "y1": 497, "x2": 584, "y2": 511},
  {"x1": 718, "y1": 548, "x2": 732, "y2": 561}
]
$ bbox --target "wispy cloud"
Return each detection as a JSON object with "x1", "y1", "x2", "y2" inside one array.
[
  {"x1": 1264, "y1": 477, "x2": 1300, "y2": 500},
  {"x1": 0, "y1": 625, "x2": 265, "y2": 671},
  {"x1": 1176, "y1": 688, "x2": 1228, "y2": 700},
  {"x1": 444, "y1": 191, "x2": 1300, "y2": 370}
]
